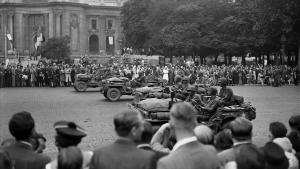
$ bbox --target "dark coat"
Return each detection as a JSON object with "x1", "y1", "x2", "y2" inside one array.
[
  {"x1": 138, "y1": 144, "x2": 168, "y2": 167},
  {"x1": 4, "y1": 142, "x2": 51, "y2": 169},
  {"x1": 90, "y1": 139, "x2": 156, "y2": 169},
  {"x1": 287, "y1": 131, "x2": 300, "y2": 153}
]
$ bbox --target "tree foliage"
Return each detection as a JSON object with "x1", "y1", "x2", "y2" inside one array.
[
  {"x1": 121, "y1": 0, "x2": 300, "y2": 63},
  {"x1": 41, "y1": 36, "x2": 71, "y2": 62}
]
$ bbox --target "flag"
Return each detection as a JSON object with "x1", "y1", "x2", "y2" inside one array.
[{"x1": 6, "y1": 34, "x2": 13, "y2": 41}]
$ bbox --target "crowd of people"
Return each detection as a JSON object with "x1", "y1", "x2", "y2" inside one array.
[
  {"x1": 0, "y1": 60, "x2": 298, "y2": 88},
  {"x1": 0, "y1": 104, "x2": 299, "y2": 169}
]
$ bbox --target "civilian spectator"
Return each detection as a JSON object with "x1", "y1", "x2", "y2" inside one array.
[
  {"x1": 151, "y1": 123, "x2": 176, "y2": 153},
  {"x1": 287, "y1": 115, "x2": 300, "y2": 153},
  {"x1": 57, "y1": 146, "x2": 83, "y2": 169},
  {"x1": 269, "y1": 122, "x2": 288, "y2": 140},
  {"x1": 4, "y1": 111, "x2": 51, "y2": 169},
  {"x1": 0, "y1": 149, "x2": 13, "y2": 169},
  {"x1": 157, "y1": 102, "x2": 220, "y2": 169},
  {"x1": 214, "y1": 129, "x2": 233, "y2": 153},
  {"x1": 233, "y1": 144, "x2": 265, "y2": 169},
  {"x1": 262, "y1": 142, "x2": 289, "y2": 169},
  {"x1": 46, "y1": 121, "x2": 91, "y2": 169},
  {"x1": 136, "y1": 121, "x2": 167, "y2": 167},
  {"x1": 90, "y1": 110, "x2": 156, "y2": 169},
  {"x1": 218, "y1": 117, "x2": 254, "y2": 166},
  {"x1": 273, "y1": 137, "x2": 299, "y2": 169},
  {"x1": 194, "y1": 125, "x2": 214, "y2": 145}
]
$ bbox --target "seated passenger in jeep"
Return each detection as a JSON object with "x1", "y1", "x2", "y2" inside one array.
[
  {"x1": 189, "y1": 87, "x2": 221, "y2": 121},
  {"x1": 218, "y1": 78, "x2": 235, "y2": 106}
]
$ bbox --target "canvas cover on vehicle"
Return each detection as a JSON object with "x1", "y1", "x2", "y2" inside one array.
[{"x1": 137, "y1": 98, "x2": 171, "y2": 112}]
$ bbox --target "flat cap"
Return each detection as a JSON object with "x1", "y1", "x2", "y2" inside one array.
[{"x1": 54, "y1": 121, "x2": 87, "y2": 139}]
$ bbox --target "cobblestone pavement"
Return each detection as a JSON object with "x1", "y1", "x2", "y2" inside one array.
[{"x1": 0, "y1": 85, "x2": 299, "y2": 157}]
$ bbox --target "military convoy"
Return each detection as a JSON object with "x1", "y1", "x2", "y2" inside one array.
[
  {"x1": 128, "y1": 88, "x2": 256, "y2": 132},
  {"x1": 101, "y1": 75, "x2": 164, "y2": 101}
]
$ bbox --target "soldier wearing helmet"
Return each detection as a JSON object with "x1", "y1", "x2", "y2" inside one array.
[{"x1": 218, "y1": 77, "x2": 235, "y2": 106}]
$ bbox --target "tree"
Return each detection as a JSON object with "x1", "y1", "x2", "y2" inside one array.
[
  {"x1": 121, "y1": 0, "x2": 150, "y2": 49},
  {"x1": 41, "y1": 36, "x2": 71, "y2": 62}
]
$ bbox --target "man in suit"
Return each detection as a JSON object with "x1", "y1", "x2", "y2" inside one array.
[
  {"x1": 90, "y1": 109, "x2": 156, "y2": 169},
  {"x1": 218, "y1": 117, "x2": 255, "y2": 166},
  {"x1": 157, "y1": 102, "x2": 220, "y2": 169},
  {"x1": 137, "y1": 121, "x2": 167, "y2": 166},
  {"x1": 4, "y1": 111, "x2": 51, "y2": 169}
]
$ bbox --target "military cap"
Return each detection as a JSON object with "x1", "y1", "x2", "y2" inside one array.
[{"x1": 54, "y1": 121, "x2": 87, "y2": 139}]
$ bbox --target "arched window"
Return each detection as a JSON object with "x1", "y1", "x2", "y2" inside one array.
[{"x1": 89, "y1": 35, "x2": 99, "y2": 53}]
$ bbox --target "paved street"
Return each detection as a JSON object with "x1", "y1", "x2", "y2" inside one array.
[{"x1": 0, "y1": 86, "x2": 299, "y2": 156}]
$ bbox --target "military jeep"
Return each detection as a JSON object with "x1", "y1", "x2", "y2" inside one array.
[
  {"x1": 74, "y1": 74, "x2": 104, "y2": 92},
  {"x1": 102, "y1": 76, "x2": 163, "y2": 101},
  {"x1": 102, "y1": 76, "x2": 133, "y2": 101}
]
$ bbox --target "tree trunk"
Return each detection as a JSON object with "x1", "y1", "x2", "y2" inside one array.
[
  {"x1": 228, "y1": 55, "x2": 232, "y2": 65},
  {"x1": 214, "y1": 55, "x2": 218, "y2": 65},
  {"x1": 275, "y1": 54, "x2": 279, "y2": 65},
  {"x1": 255, "y1": 56, "x2": 258, "y2": 64},
  {"x1": 258, "y1": 55, "x2": 262, "y2": 64},
  {"x1": 242, "y1": 55, "x2": 246, "y2": 66},
  {"x1": 267, "y1": 54, "x2": 270, "y2": 65},
  {"x1": 224, "y1": 55, "x2": 228, "y2": 66}
]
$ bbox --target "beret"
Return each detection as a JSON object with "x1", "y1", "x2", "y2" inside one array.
[{"x1": 54, "y1": 121, "x2": 86, "y2": 139}]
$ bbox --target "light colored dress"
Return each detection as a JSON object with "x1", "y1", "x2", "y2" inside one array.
[{"x1": 163, "y1": 68, "x2": 169, "y2": 82}]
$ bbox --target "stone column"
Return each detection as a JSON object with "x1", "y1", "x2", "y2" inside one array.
[
  {"x1": 14, "y1": 13, "x2": 23, "y2": 52},
  {"x1": 99, "y1": 16, "x2": 106, "y2": 52},
  {"x1": 0, "y1": 14, "x2": 3, "y2": 54},
  {"x1": 62, "y1": 11, "x2": 70, "y2": 36},
  {"x1": 44, "y1": 13, "x2": 49, "y2": 41},
  {"x1": 79, "y1": 12, "x2": 87, "y2": 53},
  {"x1": 8, "y1": 14, "x2": 13, "y2": 40},
  {"x1": 49, "y1": 12, "x2": 54, "y2": 38},
  {"x1": 23, "y1": 14, "x2": 29, "y2": 52},
  {"x1": 55, "y1": 13, "x2": 61, "y2": 37}
]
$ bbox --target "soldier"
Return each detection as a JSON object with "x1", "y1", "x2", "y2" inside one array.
[{"x1": 218, "y1": 77, "x2": 235, "y2": 106}]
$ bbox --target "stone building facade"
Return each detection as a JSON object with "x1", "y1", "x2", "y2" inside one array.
[{"x1": 0, "y1": 0, "x2": 126, "y2": 60}]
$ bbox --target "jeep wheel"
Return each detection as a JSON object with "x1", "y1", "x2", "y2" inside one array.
[
  {"x1": 75, "y1": 82, "x2": 88, "y2": 92},
  {"x1": 107, "y1": 88, "x2": 121, "y2": 101}
]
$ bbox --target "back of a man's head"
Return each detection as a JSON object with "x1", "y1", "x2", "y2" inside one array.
[
  {"x1": 289, "y1": 115, "x2": 300, "y2": 130},
  {"x1": 9, "y1": 111, "x2": 35, "y2": 141},
  {"x1": 235, "y1": 144, "x2": 265, "y2": 169},
  {"x1": 194, "y1": 125, "x2": 214, "y2": 145},
  {"x1": 170, "y1": 102, "x2": 197, "y2": 131},
  {"x1": 114, "y1": 110, "x2": 141, "y2": 138},
  {"x1": 140, "y1": 121, "x2": 153, "y2": 144},
  {"x1": 269, "y1": 122, "x2": 287, "y2": 139},
  {"x1": 230, "y1": 117, "x2": 252, "y2": 141}
]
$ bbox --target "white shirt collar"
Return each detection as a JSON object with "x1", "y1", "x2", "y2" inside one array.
[
  {"x1": 172, "y1": 136, "x2": 197, "y2": 152},
  {"x1": 233, "y1": 140, "x2": 251, "y2": 146},
  {"x1": 19, "y1": 141, "x2": 33, "y2": 148},
  {"x1": 137, "y1": 144, "x2": 151, "y2": 149}
]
